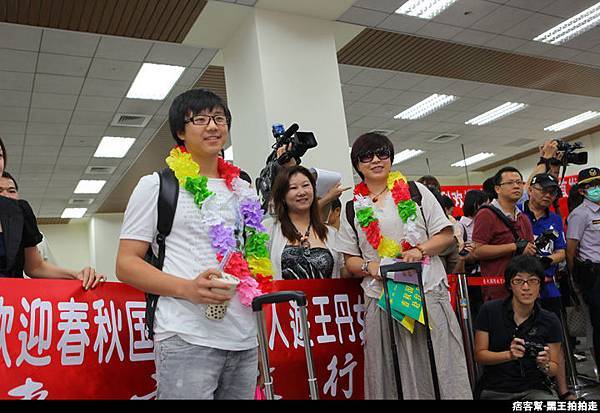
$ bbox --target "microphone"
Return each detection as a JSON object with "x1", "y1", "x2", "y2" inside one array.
[{"x1": 282, "y1": 123, "x2": 299, "y2": 141}]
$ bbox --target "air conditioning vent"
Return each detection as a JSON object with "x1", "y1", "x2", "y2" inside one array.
[
  {"x1": 368, "y1": 129, "x2": 394, "y2": 137},
  {"x1": 69, "y1": 198, "x2": 94, "y2": 205},
  {"x1": 85, "y1": 166, "x2": 116, "y2": 175},
  {"x1": 428, "y1": 133, "x2": 459, "y2": 144},
  {"x1": 111, "y1": 113, "x2": 151, "y2": 128}
]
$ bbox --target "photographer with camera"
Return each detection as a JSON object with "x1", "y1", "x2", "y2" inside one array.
[
  {"x1": 521, "y1": 173, "x2": 573, "y2": 400},
  {"x1": 567, "y1": 167, "x2": 600, "y2": 374},
  {"x1": 474, "y1": 256, "x2": 562, "y2": 400}
]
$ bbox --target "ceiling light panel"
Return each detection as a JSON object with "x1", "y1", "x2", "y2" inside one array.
[
  {"x1": 393, "y1": 149, "x2": 425, "y2": 165},
  {"x1": 61, "y1": 208, "x2": 87, "y2": 219},
  {"x1": 395, "y1": 0, "x2": 459, "y2": 19},
  {"x1": 74, "y1": 180, "x2": 106, "y2": 194},
  {"x1": 465, "y1": 102, "x2": 527, "y2": 126},
  {"x1": 543, "y1": 111, "x2": 600, "y2": 132},
  {"x1": 94, "y1": 136, "x2": 136, "y2": 158},
  {"x1": 451, "y1": 152, "x2": 495, "y2": 167},
  {"x1": 534, "y1": 2, "x2": 600, "y2": 45},
  {"x1": 394, "y1": 94, "x2": 457, "y2": 120},
  {"x1": 127, "y1": 63, "x2": 185, "y2": 100}
]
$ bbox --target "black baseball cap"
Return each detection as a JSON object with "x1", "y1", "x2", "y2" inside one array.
[
  {"x1": 578, "y1": 167, "x2": 600, "y2": 186},
  {"x1": 530, "y1": 173, "x2": 559, "y2": 189}
]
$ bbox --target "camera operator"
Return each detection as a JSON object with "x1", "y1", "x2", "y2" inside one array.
[
  {"x1": 474, "y1": 256, "x2": 562, "y2": 400},
  {"x1": 521, "y1": 173, "x2": 573, "y2": 400},
  {"x1": 566, "y1": 167, "x2": 600, "y2": 374}
]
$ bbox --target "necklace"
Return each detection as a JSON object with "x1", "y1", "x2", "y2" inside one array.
[
  {"x1": 292, "y1": 221, "x2": 312, "y2": 256},
  {"x1": 166, "y1": 145, "x2": 274, "y2": 306},
  {"x1": 370, "y1": 187, "x2": 388, "y2": 203}
]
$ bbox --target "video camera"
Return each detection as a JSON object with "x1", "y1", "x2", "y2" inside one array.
[
  {"x1": 535, "y1": 229, "x2": 559, "y2": 269},
  {"x1": 554, "y1": 139, "x2": 588, "y2": 165},
  {"x1": 255, "y1": 123, "x2": 318, "y2": 212}
]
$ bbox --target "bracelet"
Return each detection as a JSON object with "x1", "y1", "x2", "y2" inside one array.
[{"x1": 361, "y1": 260, "x2": 371, "y2": 273}]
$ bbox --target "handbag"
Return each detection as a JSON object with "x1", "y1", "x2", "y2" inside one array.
[{"x1": 566, "y1": 305, "x2": 586, "y2": 337}]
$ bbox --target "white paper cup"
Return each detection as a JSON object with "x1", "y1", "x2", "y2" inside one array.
[{"x1": 205, "y1": 273, "x2": 240, "y2": 321}]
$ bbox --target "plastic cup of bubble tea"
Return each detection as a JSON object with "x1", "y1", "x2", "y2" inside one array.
[{"x1": 205, "y1": 272, "x2": 240, "y2": 321}]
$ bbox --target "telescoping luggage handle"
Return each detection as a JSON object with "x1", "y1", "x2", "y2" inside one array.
[
  {"x1": 252, "y1": 291, "x2": 319, "y2": 400},
  {"x1": 379, "y1": 261, "x2": 441, "y2": 400}
]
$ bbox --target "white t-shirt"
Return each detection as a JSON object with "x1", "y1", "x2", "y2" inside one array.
[
  {"x1": 336, "y1": 182, "x2": 452, "y2": 299},
  {"x1": 120, "y1": 173, "x2": 257, "y2": 351}
]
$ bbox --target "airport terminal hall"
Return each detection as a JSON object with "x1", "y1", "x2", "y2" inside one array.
[{"x1": 5, "y1": 0, "x2": 600, "y2": 404}]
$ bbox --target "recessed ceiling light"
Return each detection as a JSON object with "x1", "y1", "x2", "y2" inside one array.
[
  {"x1": 451, "y1": 152, "x2": 495, "y2": 167},
  {"x1": 543, "y1": 111, "x2": 600, "y2": 132},
  {"x1": 394, "y1": 94, "x2": 458, "y2": 120},
  {"x1": 94, "y1": 136, "x2": 136, "y2": 158},
  {"x1": 393, "y1": 149, "x2": 425, "y2": 165},
  {"x1": 224, "y1": 146, "x2": 233, "y2": 161},
  {"x1": 74, "y1": 180, "x2": 106, "y2": 194},
  {"x1": 127, "y1": 63, "x2": 185, "y2": 100},
  {"x1": 61, "y1": 208, "x2": 87, "y2": 219},
  {"x1": 534, "y1": 2, "x2": 600, "y2": 45},
  {"x1": 465, "y1": 102, "x2": 528, "y2": 126},
  {"x1": 395, "y1": 0, "x2": 459, "y2": 19}
]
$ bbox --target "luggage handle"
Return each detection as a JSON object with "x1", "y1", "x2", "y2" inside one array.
[
  {"x1": 252, "y1": 291, "x2": 307, "y2": 312},
  {"x1": 380, "y1": 261, "x2": 423, "y2": 278}
]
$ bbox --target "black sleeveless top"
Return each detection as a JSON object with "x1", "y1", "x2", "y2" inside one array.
[{"x1": 281, "y1": 246, "x2": 334, "y2": 280}]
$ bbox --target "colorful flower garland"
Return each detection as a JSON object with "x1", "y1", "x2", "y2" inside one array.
[
  {"x1": 166, "y1": 146, "x2": 273, "y2": 307},
  {"x1": 353, "y1": 171, "x2": 418, "y2": 257}
]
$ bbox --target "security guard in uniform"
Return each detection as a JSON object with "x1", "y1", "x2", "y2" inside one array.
[{"x1": 566, "y1": 167, "x2": 600, "y2": 371}]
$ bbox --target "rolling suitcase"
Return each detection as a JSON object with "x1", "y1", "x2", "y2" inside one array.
[
  {"x1": 252, "y1": 291, "x2": 319, "y2": 400},
  {"x1": 380, "y1": 261, "x2": 441, "y2": 400}
]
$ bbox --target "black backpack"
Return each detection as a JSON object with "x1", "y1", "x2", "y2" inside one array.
[
  {"x1": 344, "y1": 181, "x2": 427, "y2": 244},
  {"x1": 143, "y1": 167, "x2": 179, "y2": 340}
]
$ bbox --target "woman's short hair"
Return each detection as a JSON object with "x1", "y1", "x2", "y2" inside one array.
[
  {"x1": 350, "y1": 133, "x2": 395, "y2": 180},
  {"x1": 504, "y1": 255, "x2": 545, "y2": 291},
  {"x1": 463, "y1": 190, "x2": 488, "y2": 218},
  {"x1": 271, "y1": 165, "x2": 328, "y2": 243},
  {"x1": 168, "y1": 89, "x2": 231, "y2": 147}
]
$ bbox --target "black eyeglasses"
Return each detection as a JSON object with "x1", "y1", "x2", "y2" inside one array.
[
  {"x1": 184, "y1": 114, "x2": 228, "y2": 126},
  {"x1": 511, "y1": 278, "x2": 541, "y2": 286},
  {"x1": 358, "y1": 148, "x2": 391, "y2": 163},
  {"x1": 531, "y1": 185, "x2": 559, "y2": 197}
]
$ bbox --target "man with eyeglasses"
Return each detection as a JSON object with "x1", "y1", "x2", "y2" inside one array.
[
  {"x1": 472, "y1": 167, "x2": 536, "y2": 302},
  {"x1": 474, "y1": 255, "x2": 562, "y2": 400},
  {"x1": 567, "y1": 167, "x2": 600, "y2": 373},
  {"x1": 521, "y1": 173, "x2": 573, "y2": 400}
]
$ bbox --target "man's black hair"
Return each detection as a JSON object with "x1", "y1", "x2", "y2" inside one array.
[
  {"x1": 493, "y1": 166, "x2": 523, "y2": 186},
  {"x1": 504, "y1": 255, "x2": 545, "y2": 291},
  {"x1": 2, "y1": 171, "x2": 18, "y2": 191},
  {"x1": 0, "y1": 136, "x2": 6, "y2": 168},
  {"x1": 168, "y1": 89, "x2": 231, "y2": 146},
  {"x1": 482, "y1": 177, "x2": 497, "y2": 201},
  {"x1": 331, "y1": 198, "x2": 342, "y2": 211}
]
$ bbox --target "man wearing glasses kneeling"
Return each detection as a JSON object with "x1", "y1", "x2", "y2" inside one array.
[{"x1": 474, "y1": 255, "x2": 562, "y2": 400}]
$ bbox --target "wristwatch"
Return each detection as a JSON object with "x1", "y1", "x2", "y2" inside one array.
[{"x1": 361, "y1": 260, "x2": 371, "y2": 273}]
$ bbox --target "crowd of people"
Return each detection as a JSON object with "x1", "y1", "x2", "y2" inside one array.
[{"x1": 2, "y1": 87, "x2": 600, "y2": 401}]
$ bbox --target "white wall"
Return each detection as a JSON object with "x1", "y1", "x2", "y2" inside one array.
[
  {"x1": 38, "y1": 220, "x2": 91, "y2": 273},
  {"x1": 89, "y1": 213, "x2": 124, "y2": 281}
]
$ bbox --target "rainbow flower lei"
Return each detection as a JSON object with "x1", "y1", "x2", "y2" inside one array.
[
  {"x1": 353, "y1": 171, "x2": 419, "y2": 257},
  {"x1": 166, "y1": 146, "x2": 273, "y2": 306}
]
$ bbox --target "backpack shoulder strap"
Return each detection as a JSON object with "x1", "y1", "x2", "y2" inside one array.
[
  {"x1": 345, "y1": 199, "x2": 359, "y2": 246},
  {"x1": 145, "y1": 167, "x2": 179, "y2": 340},
  {"x1": 479, "y1": 204, "x2": 520, "y2": 241},
  {"x1": 408, "y1": 181, "x2": 423, "y2": 206}
]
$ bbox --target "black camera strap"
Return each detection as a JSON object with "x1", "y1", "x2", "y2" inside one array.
[{"x1": 479, "y1": 204, "x2": 521, "y2": 242}]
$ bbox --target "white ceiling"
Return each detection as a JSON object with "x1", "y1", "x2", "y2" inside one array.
[
  {"x1": 0, "y1": 22, "x2": 217, "y2": 217},
  {"x1": 339, "y1": 63, "x2": 600, "y2": 177},
  {"x1": 339, "y1": 0, "x2": 600, "y2": 68}
]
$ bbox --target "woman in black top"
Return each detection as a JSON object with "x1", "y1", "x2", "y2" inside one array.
[
  {"x1": 267, "y1": 166, "x2": 344, "y2": 280},
  {"x1": 0, "y1": 137, "x2": 104, "y2": 289}
]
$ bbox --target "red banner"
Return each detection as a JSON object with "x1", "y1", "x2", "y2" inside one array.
[
  {"x1": 1, "y1": 278, "x2": 365, "y2": 400},
  {"x1": 440, "y1": 185, "x2": 482, "y2": 216},
  {"x1": 262, "y1": 279, "x2": 364, "y2": 400}
]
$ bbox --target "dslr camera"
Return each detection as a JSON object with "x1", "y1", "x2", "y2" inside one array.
[
  {"x1": 523, "y1": 341, "x2": 546, "y2": 358},
  {"x1": 535, "y1": 229, "x2": 559, "y2": 269},
  {"x1": 554, "y1": 139, "x2": 588, "y2": 165}
]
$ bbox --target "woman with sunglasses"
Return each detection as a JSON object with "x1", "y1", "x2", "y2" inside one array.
[
  {"x1": 337, "y1": 133, "x2": 471, "y2": 399},
  {"x1": 267, "y1": 165, "x2": 343, "y2": 280}
]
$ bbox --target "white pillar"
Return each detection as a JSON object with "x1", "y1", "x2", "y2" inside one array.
[
  {"x1": 89, "y1": 213, "x2": 124, "y2": 281},
  {"x1": 222, "y1": 8, "x2": 354, "y2": 197}
]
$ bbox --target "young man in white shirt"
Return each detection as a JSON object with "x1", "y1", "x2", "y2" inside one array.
[{"x1": 116, "y1": 89, "x2": 260, "y2": 399}]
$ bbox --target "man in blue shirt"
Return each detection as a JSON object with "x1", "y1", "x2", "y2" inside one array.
[{"x1": 521, "y1": 173, "x2": 572, "y2": 400}]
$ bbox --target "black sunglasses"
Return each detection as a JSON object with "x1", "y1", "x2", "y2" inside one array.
[{"x1": 358, "y1": 148, "x2": 392, "y2": 163}]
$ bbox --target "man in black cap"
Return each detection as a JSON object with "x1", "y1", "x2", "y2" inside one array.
[
  {"x1": 567, "y1": 167, "x2": 600, "y2": 372},
  {"x1": 522, "y1": 173, "x2": 571, "y2": 400}
]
